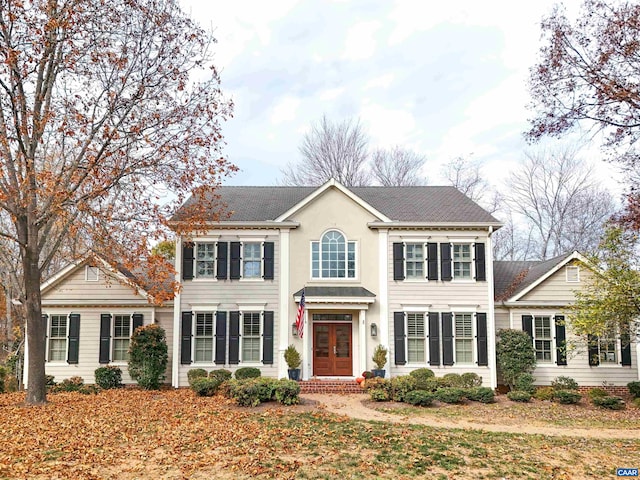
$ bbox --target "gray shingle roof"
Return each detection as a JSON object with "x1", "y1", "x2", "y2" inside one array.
[
  {"x1": 172, "y1": 185, "x2": 500, "y2": 224},
  {"x1": 293, "y1": 286, "x2": 376, "y2": 298}
]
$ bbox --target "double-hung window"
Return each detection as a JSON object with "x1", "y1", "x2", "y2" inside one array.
[
  {"x1": 113, "y1": 314, "x2": 132, "y2": 361},
  {"x1": 242, "y1": 243, "x2": 262, "y2": 279},
  {"x1": 194, "y1": 312, "x2": 214, "y2": 362},
  {"x1": 405, "y1": 244, "x2": 424, "y2": 279},
  {"x1": 452, "y1": 243, "x2": 472, "y2": 279},
  {"x1": 407, "y1": 313, "x2": 426, "y2": 363},
  {"x1": 48, "y1": 315, "x2": 68, "y2": 361},
  {"x1": 454, "y1": 313, "x2": 473, "y2": 363},
  {"x1": 311, "y1": 230, "x2": 356, "y2": 279},
  {"x1": 598, "y1": 330, "x2": 618, "y2": 364},
  {"x1": 534, "y1": 316, "x2": 552, "y2": 362},
  {"x1": 242, "y1": 312, "x2": 261, "y2": 362},
  {"x1": 195, "y1": 243, "x2": 215, "y2": 278}
]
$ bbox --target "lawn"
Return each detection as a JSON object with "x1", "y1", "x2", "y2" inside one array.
[{"x1": 0, "y1": 389, "x2": 638, "y2": 479}]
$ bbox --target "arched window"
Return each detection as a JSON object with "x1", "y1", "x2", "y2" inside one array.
[{"x1": 311, "y1": 230, "x2": 356, "y2": 279}]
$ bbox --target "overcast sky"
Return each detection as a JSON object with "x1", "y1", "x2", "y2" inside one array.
[{"x1": 179, "y1": 0, "x2": 616, "y2": 189}]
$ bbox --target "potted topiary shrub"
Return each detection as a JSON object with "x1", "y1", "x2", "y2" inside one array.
[
  {"x1": 284, "y1": 345, "x2": 301, "y2": 381},
  {"x1": 371, "y1": 344, "x2": 388, "y2": 378}
]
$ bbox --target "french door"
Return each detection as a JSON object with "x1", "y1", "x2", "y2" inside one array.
[{"x1": 313, "y1": 323, "x2": 352, "y2": 376}]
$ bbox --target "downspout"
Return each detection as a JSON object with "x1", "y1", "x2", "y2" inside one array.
[
  {"x1": 172, "y1": 236, "x2": 182, "y2": 388},
  {"x1": 486, "y1": 226, "x2": 498, "y2": 389}
]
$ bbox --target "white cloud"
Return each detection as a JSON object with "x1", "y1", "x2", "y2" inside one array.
[
  {"x1": 360, "y1": 102, "x2": 417, "y2": 148},
  {"x1": 318, "y1": 87, "x2": 345, "y2": 101},
  {"x1": 343, "y1": 21, "x2": 381, "y2": 60},
  {"x1": 270, "y1": 96, "x2": 301, "y2": 125},
  {"x1": 363, "y1": 73, "x2": 395, "y2": 90}
]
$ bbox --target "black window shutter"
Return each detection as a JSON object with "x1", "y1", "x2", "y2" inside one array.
[
  {"x1": 262, "y1": 311, "x2": 274, "y2": 364},
  {"x1": 216, "y1": 242, "x2": 228, "y2": 279},
  {"x1": 263, "y1": 242, "x2": 274, "y2": 280},
  {"x1": 393, "y1": 243, "x2": 405, "y2": 280},
  {"x1": 554, "y1": 315, "x2": 567, "y2": 366},
  {"x1": 440, "y1": 243, "x2": 452, "y2": 281},
  {"x1": 393, "y1": 312, "x2": 406, "y2": 365},
  {"x1": 587, "y1": 334, "x2": 599, "y2": 366},
  {"x1": 476, "y1": 313, "x2": 488, "y2": 366},
  {"x1": 132, "y1": 313, "x2": 143, "y2": 332},
  {"x1": 522, "y1": 315, "x2": 533, "y2": 339},
  {"x1": 428, "y1": 312, "x2": 440, "y2": 366},
  {"x1": 67, "y1": 314, "x2": 80, "y2": 364},
  {"x1": 474, "y1": 243, "x2": 486, "y2": 281},
  {"x1": 215, "y1": 311, "x2": 227, "y2": 365},
  {"x1": 427, "y1": 242, "x2": 438, "y2": 280},
  {"x1": 42, "y1": 314, "x2": 49, "y2": 361},
  {"x1": 99, "y1": 314, "x2": 112, "y2": 364},
  {"x1": 229, "y1": 311, "x2": 240, "y2": 364},
  {"x1": 230, "y1": 242, "x2": 241, "y2": 280},
  {"x1": 442, "y1": 312, "x2": 454, "y2": 366},
  {"x1": 182, "y1": 242, "x2": 194, "y2": 280},
  {"x1": 621, "y1": 333, "x2": 632, "y2": 366},
  {"x1": 180, "y1": 312, "x2": 192, "y2": 365}
]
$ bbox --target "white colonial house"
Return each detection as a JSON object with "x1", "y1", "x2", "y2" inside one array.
[{"x1": 26, "y1": 179, "x2": 640, "y2": 388}]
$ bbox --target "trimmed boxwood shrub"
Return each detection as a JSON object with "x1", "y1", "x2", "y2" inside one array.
[
  {"x1": 390, "y1": 375, "x2": 417, "y2": 402},
  {"x1": 592, "y1": 395, "x2": 625, "y2": 410},
  {"x1": 465, "y1": 387, "x2": 495, "y2": 403},
  {"x1": 553, "y1": 389, "x2": 582, "y2": 404},
  {"x1": 364, "y1": 377, "x2": 390, "y2": 393},
  {"x1": 234, "y1": 367, "x2": 261, "y2": 380},
  {"x1": 514, "y1": 373, "x2": 536, "y2": 394},
  {"x1": 128, "y1": 324, "x2": 168, "y2": 390},
  {"x1": 551, "y1": 376, "x2": 578, "y2": 391},
  {"x1": 209, "y1": 369, "x2": 232, "y2": 381},
  {"x1": 496, "y1": 329, "x2": 536, "y2": 390},
  {"x1": 187, "y1": 368, "x2": 208, "y2": 385},
  {"x1": 230, "y1": 379, "x2": 262, "y2": 407},
  {"x1": 442, "y1": 373, "x2": 464, "y2": 388},
  {"x1": 534, "y1": 386, "x2": 554, "y2": 401},
  {"x1": 404, "y1": 390, "x2": 435, "y2": 407},
  {"x1": 628, "y1": 381, "x2": 640, "y2": 399},
  {"x1": 274, "y1": 379, "x2": 301, "y2": 405},
  {"x1": 409, "y1": 368, "x2": 435, "y2": 389},
  {"x1": 435, "y1": 387, "x2": 466, "y2": 404},
  {"x1": 507, "y1": 390, "x2": 532, "y2": 402},
  {"x1": 587, "y1": 388, "x2": 609, "y2": 401},
  {"x1": 191, "y1": 377, "x2": 224, "y2": 397},
  {"x1": 51, "y1": 376, "x2": 84, "y2": 393},
  {"x1": 460, "y1": 372, "x2": 482, "y2": 388},
  {"x1": 369, "y1": 388, "x2": 390, "y2": 402},
  {"x1": 95, "y1": 366, "x2": 122, "y2": 390},
  {"x1": 254, "y1": 377, "x2": 278, "y2": 402}
]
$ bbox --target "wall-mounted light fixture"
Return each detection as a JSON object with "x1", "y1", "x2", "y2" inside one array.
[
  {"x1": 292, "y1": 323, "x2": 298, "y2": 337},
  {"x1": 370, "y1": 323, "x2": 378, "y2": 337}
]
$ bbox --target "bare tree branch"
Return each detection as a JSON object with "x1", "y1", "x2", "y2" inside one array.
[{"x1": 370, "y1": 146, "x2": 427, "y2": 186}]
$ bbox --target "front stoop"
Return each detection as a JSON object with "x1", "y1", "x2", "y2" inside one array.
[{"x1": 300, "y1": 379, "x2": 365, "y2": 394}]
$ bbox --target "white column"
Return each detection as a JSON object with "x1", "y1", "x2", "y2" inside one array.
[
  {"x1": 171, "y1": 236, "x2": 182, "y2": 388},
  {"x1": 302, "y1": 308, "x2": 310, "y2": 380},
  {"x1": 278, "y1": 229, "x2": 290, "y2": 380},
  {"x1": 486, "y1": 227, "x2": 498, "y2": 389},
  {"x1": 359, "y1": 309, "x2": 367, "y2": 375},
  {"x1": 378, "y1": 228, "x2": 389, "y2": 374}
]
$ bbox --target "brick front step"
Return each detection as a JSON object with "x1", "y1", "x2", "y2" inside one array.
[{"x1": 299, "y1": 379, "x2": 366, "y2": 394}]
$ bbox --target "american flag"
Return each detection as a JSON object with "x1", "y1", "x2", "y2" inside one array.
[{"x1": 295, "y1": 289, "x2": 305, "y2": 338}]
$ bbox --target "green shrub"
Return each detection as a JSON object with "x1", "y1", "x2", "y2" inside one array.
[
  {"x1": 187, "y1": 368, "x2": 208, "y2": 385},
  {"x1": 409, "y1": 368, "x2": 435, "y2": 388},
  {"x1": 534, "y1": 386, "x2": 555, "y2": 401},
  {"x1": 78, "y1": 385, "x2": 100, "y2": 395},
  {"x1": 435, "y1": 387, "x2": 466, "y2": 404},
  {"x1": 632, "y1": 398, "x2": 640, "y2": 409},
  {"x1": 0, "y1": 366, "x2": 6, "y2": 393},
  {"x1": 234, "y1": 367, "x2": 261, "y2": 380},
  {"x1": 284, "y1": 345, "x2": 301, "y2": 369},
  {"x1": 435, "y1": 377, "x2": 452, "y2": 389},
  {"x1": 553, "y1": 389, "x2": 582, "y2": 404},
  {"x1": 230, "y1": 379, "x2": 262, "y2": 407},
  {"x1": 94, "y1": 366, "x2": 122, "y2": 390},
  {"x1": 191, "y1": 377, "x2": 224, "y2": 397},
  {"x1": 45, "y1": 374, "x2": 56, "y2": 386},
  {"x1": 51, "y1": 376, "x2": 84, "y2": 393},
  {"x1": 128, "y1": 324, "x2": 168, "y2": 390},
  {"x1": 551, "y1": 376, "x2": 578, "y2": 391},
  {"x1": 628, "y1": 381, "x2": 640, "y2": 399},
  {"x1": 442, "y1": 373, "x2": 463, "y2": 387},
  {"x1": 220, "y1": 379, "x2": 236, "y2": 399},
  {"x1": 507, "y1": 390, "x2": 532, "y2": 402},
  {"x1": 587, "y1": 388, "x2": 609, "y2": 401},
  {"x1": 369, "y1": 388, "x2": 390, "y2": 402},
  {"x1": 390, "y1": 375, "x2": 417, "y2": 402},
  {"x1": 254, "y1": 377, "x2": 278, "y2": 402},
  {"x1": 496, "y1": 329, "x2": 536, "y2": 390},
  {"x1": 274, "y1": 379, "x2": 300, "y2": 405},
  {"x1": 372, "y1": 344, "x2": 388, "y2": 370},
  {"x1": 404, "y1": 390, "x2": 435, "y2": 406},
  {"x1": 465, "y1": 387, "x2": 495, "y2": 403},
  {"x1": 592, "y1": 395, "x2": 625, "y2": 410},
  {"x1": 420, "y1": 378, "x2": 439, "y2": 392},
  {"x1": 364, "y1": 377, "x2": 390, "y2": 393},
  {"x1": 460, "y1": 372, "x2": 482, "y2": 388},
  {"x1": 209, "y1": 369, "x2": 232, "y2": 381},
  {"x1": 514, "y1": 373, "x2": 536, "y2": 394}
]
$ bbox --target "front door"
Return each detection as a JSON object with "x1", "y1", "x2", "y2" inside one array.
[{"x1": 313, "y1": 323, "x2": 352, "y2": 376}]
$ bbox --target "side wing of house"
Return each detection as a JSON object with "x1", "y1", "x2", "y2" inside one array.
[
  {"x1": 32, "y1": 260, "x2": 173, "y2": 385},
  {"x1": 497, "y1": 257, "x2": 638, "y2": 386}
]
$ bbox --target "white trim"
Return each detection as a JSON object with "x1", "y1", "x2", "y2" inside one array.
[
  {"x1": 193, "y1": 241, "x2": 217, "y2": 281},
  {"x1": 378, "y1": 229, "x2": 389, "y2": 374},
  {"x1": 508, "y1": 251, "x2": 592, "y2": 302},
  {"x1": 239, "y1": 240, "x2": 264, "y2": 281},
  {"x1": 237, "y1": 304, "x2": 266, "y2": 311},
  {"x1": 452, "y1": 312, "x2": 476, "y2": 366},
  {"x1": 85, "y1": 265, "x2": 100, "y2": 281},
  {"x1": 310, "y1": 229, "x2": 358, "y2": 280},
  {"x1": 191, "y1": 304, "x2": 220, "y2": 312},
  {"x1": 239, "y1": 311, "x2": 263, "y2": 364},
  {"x1": 279, "y1": 229, "x2": 290, "y2": 380},
  {"x1": 172, "y1": 237, "x2": 182, "y2": 387},
  {"x1": 275, "y1": 178, "x2": 392, "y2": 222},
  {"x1": 566, "y1": 265, "x2": 580, "y2": 283},
  {"x1": 359, "y1": 310, "x2": 367, "y2": 376},
  {"x1": 402, "y1": 305, "x2": 431, "y2": 312},
  {"x1": 487, "y1": 226, "x2": 498, "y2": 388},
  {"x1": 404, "y1": 311, "x2": 427, "y2": 365}
]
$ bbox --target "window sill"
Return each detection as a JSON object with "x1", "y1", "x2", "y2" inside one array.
[
  {"x1": 239, "y1": 278, "x2": 265, "y2": 282},
  {"x1": 192, "y1": 278, "x2": 218, "y2": 282},
  {"x1": 46, "y1": 361, "x2": 68, "y2": 365}
]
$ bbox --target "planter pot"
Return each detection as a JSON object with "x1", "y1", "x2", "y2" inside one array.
[
  {"x1": 287, "y1": 369, "x2": 301, "y2": 381},
  {"x1": 372, "y1": 369, "x2": 386, "y2": 378}
]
